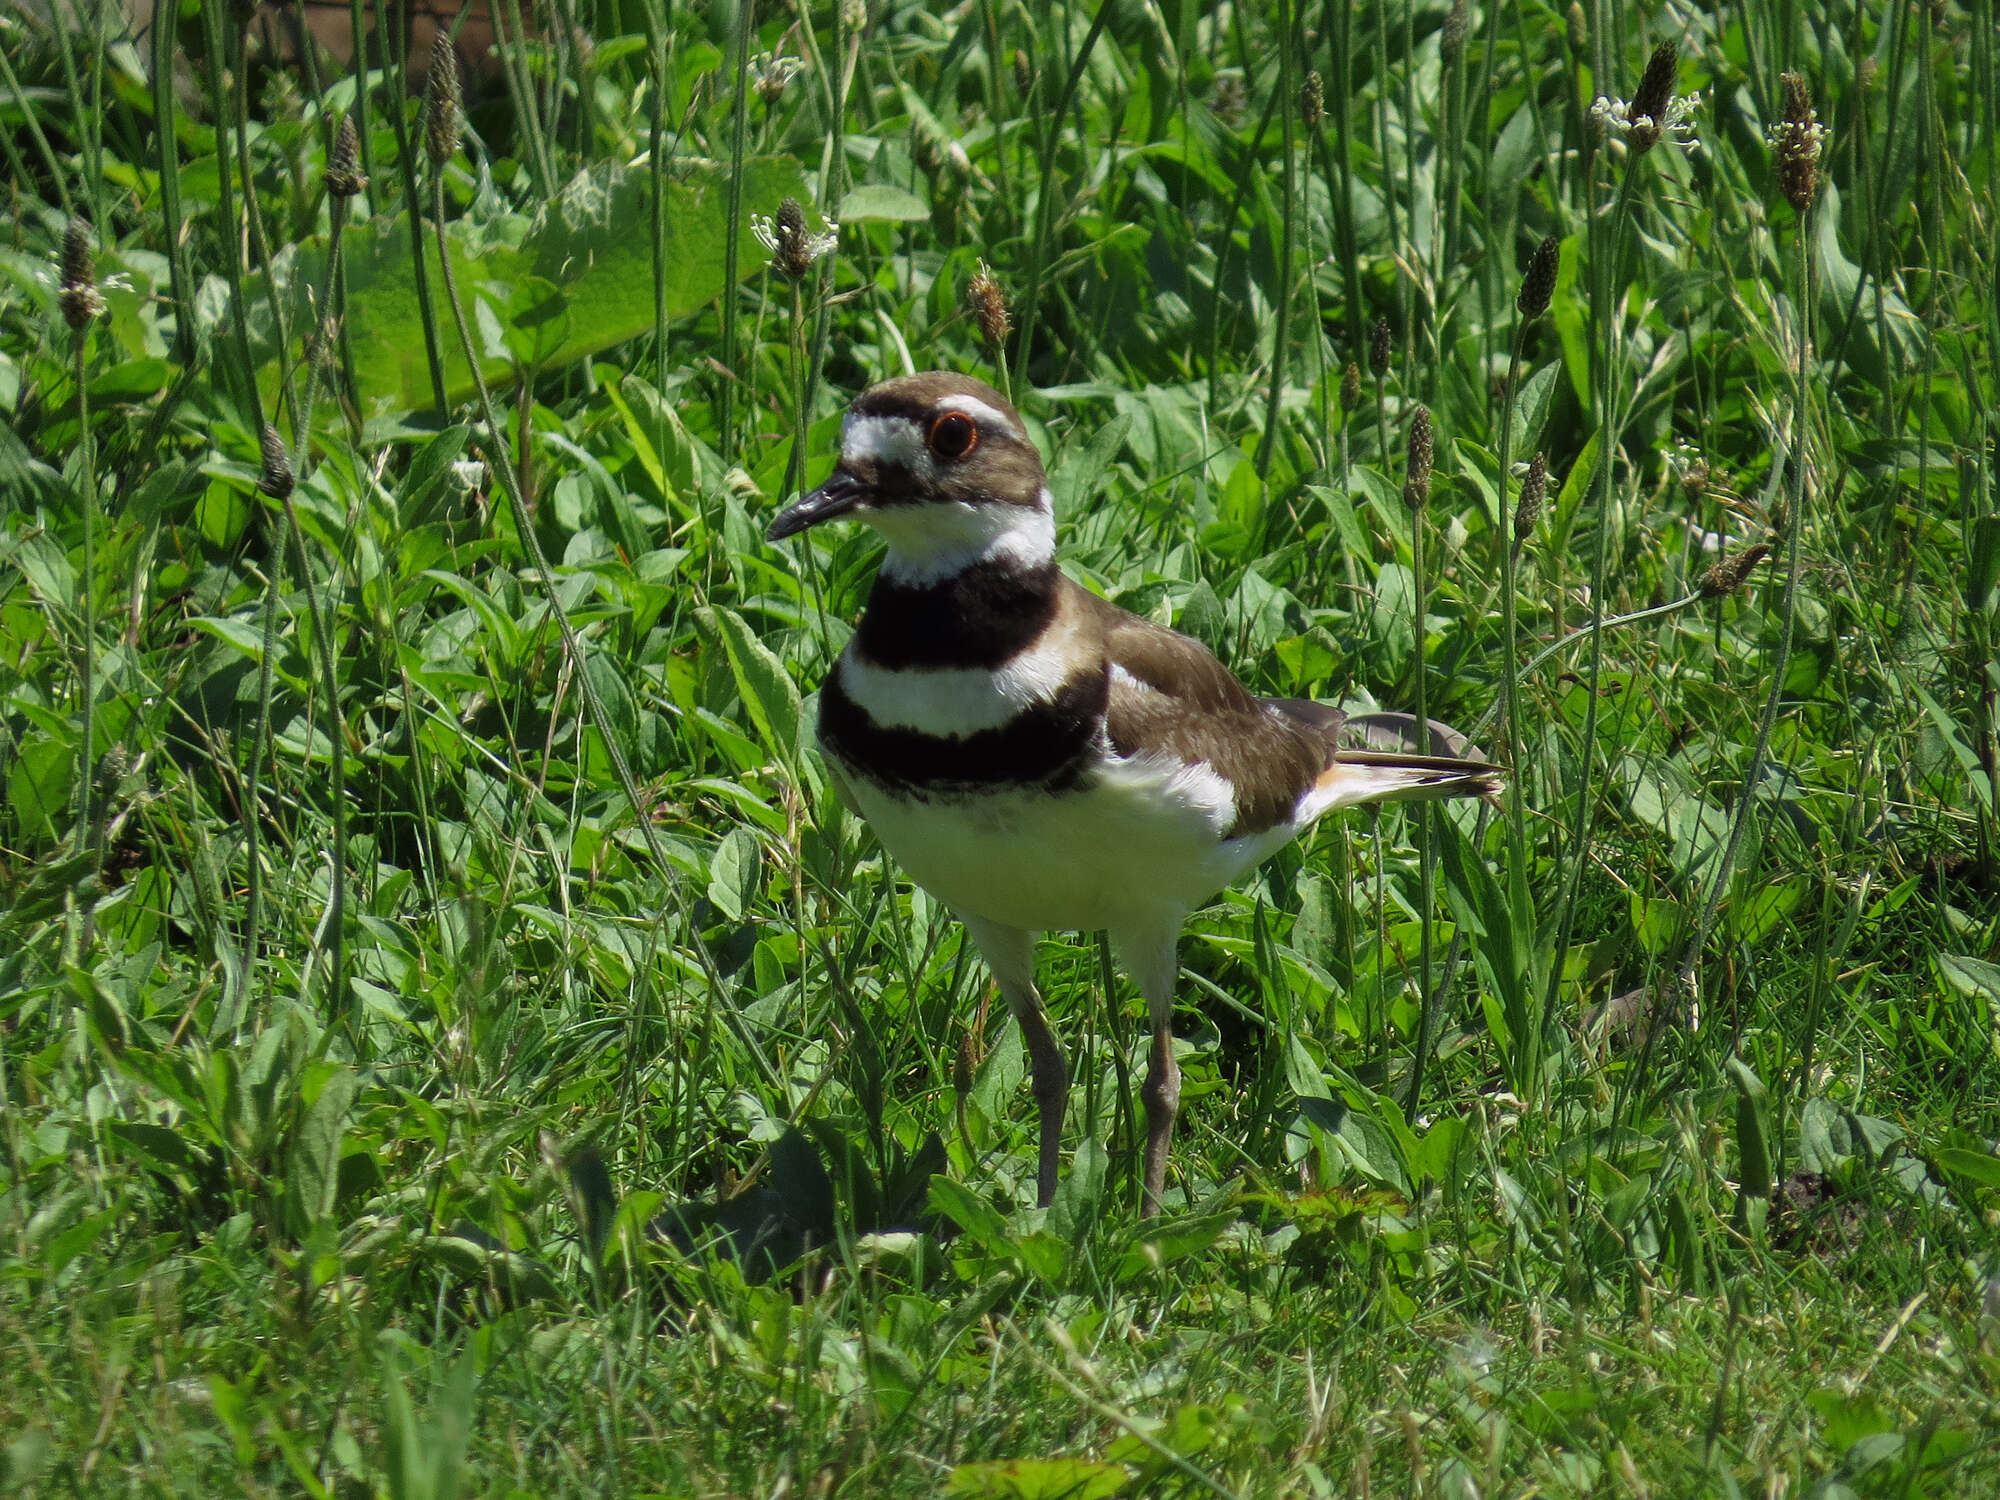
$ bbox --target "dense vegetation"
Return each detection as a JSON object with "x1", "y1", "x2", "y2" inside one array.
[{"x1": 3, "y1": 0, "x2": 1997, "y2": 1492}]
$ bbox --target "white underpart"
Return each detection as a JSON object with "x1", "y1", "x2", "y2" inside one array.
[
  {"x1": 838, "y1": 638, "x2": 1080, "y2": 737},
  {"x1": 870, "y1": 502, "x2": 1056, "y2": 587},
  {"x1": 935, "y1": 392, "x2": 1025, "y2": 440},
  {"x1": 836, "y1": 743, "x2": 1289, "y2": 937}
]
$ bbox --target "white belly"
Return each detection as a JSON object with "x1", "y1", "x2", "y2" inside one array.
[{"x1": 836, "y1": 751, "x2": 1304, "y2": 935}]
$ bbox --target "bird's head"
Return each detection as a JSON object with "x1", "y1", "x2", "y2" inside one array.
[{"x1": 768, "y1": 372, "x2": 1053, "y2": 585}]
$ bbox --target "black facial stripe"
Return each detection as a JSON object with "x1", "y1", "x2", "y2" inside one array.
[
  {"x1": 855, "y1": 560, "x2": 1060, "y2": 670},
  {"x1": 847, "y1": 458, "x2": 984, "y2": 509},
  {"x1": 856, "y1": 464, "x2": 1040, "y2": 511},
  {"x1": 819, "y1": 664, "x2": 1109, "y2": 794}
]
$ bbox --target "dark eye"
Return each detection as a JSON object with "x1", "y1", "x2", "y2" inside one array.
[{"x1": 928, "y1": 412, "x2": 979, "y2": 460}]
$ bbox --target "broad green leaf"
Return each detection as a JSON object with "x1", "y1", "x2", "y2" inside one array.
[
  {"x1": 88, "y1": 357, "x2": 171, "y2": 401},
  {"x1": 208, "y1": 1373, "x2": 258, "y2": 1466},
  {"x1": 1629, "y1": 892, "x2": 1682, "y2": 956},
  {"x1": 1370, "y1": 560, "x2": 1415, "y2": 661},
  {"x1": 1303, "y1": 481, "x2": 1372, "y2": 560},
  {"x1": 254, "y1": 157, "x2": 811, "y2": 413},
  {"x1": 407, "y1": 1233, "x2": 560, "y2": 1303},
  {"x1": 929, "y1": 1177, "x2": 1012, "y2": 1256},
  {"x1": 286, "y1": 1065, "x2": 358, "y2": 1228},
  {"x1": 1728, "y1": 877, "x2": 1803, "y2": 945},
  {"x1": 1508, "y1": 361, "x2": 1560, "y2": 452},
  {"x1": 706, "y1": 826, "x2": 760, "y2": 922},
  {"x1": 422, "y1": 571, "x2": 526, "y2": 667},
  {"x1": 1912, "y1": 688, "x2": 1996, "y2": 815},
  {"x1": 1284, "y1": 1033, "x2": 1329, "y2": 1101},
  {"x1": 583, "y1": 654, "x2": 639, "y2": 742},
  {"x1": 105, "y1": 1120, "x2": 199, "y2": 1175},
  {"x1": 1622, "y1": 755, "x2": 1730, "y2": 881},
  {"x1": 1726, "y1": 1054, "x2": 1772, "y2": 1201},
  {"x1": 9, "y1": 531, "x2": 75, "y2": 609},
  {"x1": 1297, "y1": 1094, "x2": 1411, "y2": 1195},
  {"x1": 1965, "y1": 514, "x2": 2000, "y2": 613},
  {"x1": 494, "y1": 274, "x2": 570, "y2": 368},
  {"x1": 397, "y1": 424, "x2": 472, "y2": 519},
  {"x1": 1410, "y1": 1117, "x2": 1470, "y2": 1190},
  {"x1": 523, "y1": 158, "x2": 810, "y2": 369},
  {"x1": 1114, "y1": 1209, "x2": 1236, "y2": 1278},
  {"x1": 1547, "y1": 430, "x2": 1600, "y2": 559},
  {"x1": 1176, "y1": 578, "x2": 1226, "y2": 652},
  {"x1": 601, "y1": 377, "x2": 671, "y2": 502},
  {"x1": 8, "y1": 737, "x2": 73, "y2": 843},
  {"x1": 945, "y1": 1458, "x2": 1127, "y2": 1500},
  {"x1": 968, "y1": 1017, "x2": 1026, "y2": 1129},
  {"x1": 1048, "y1": 1137, "x2": 1105, "y2": 1241},
  {"x1": 1806, "y1": 1388, "x2": 1899, "y2": 1454},
  {"x1": 1012, "y1": 1230, "x2": 1070, "y2": 1285},
  {"x1": 837, "y1": 183, "x2": 930, "y2": 222},
  {"x1": 1272, "y1": 630, "x2": 1337, "y2": 692},
  {"x1": 1932, "y1": 1146, "x2": 2000, "y2": 1191},
  {"x1": 697, "y1": 605, "x2": 804, "y2": 773},
  {"x1": 1940, "y1": 954, "x2": 2000, "y2": 1059},
  {"x1": 1439, "y1": 818, "x2": 1533, "y2": 1089},
  {"x1": 73, "y1": 967, "x2": 130, "y2": 1050},
  {"x1": 187, "y1": 615, "x2": 271, "y2": 662},
  {"x1": 1939, "y1": 953, "x2": 2000, "y2": 1003},
  {"x1": 1049, "y1": 408, "x2": 1130, "y2": 515},
  {"x1": 45, "y1": 1207, "x2": 117, "y2": 1277},
  {"x1": 1814, "y1": 181, "x2": 1922, "y2": 382}
]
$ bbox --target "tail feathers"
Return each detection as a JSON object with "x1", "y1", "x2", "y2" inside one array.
[
  {"x1": 1335, "y1": 709, "x2": 1484, "y2": 762},
  {"x1": 1263, "y1": 701, "x2": 1490, "y2": 761},
  {"x1": 1316, "y1": 750, "x2": 1505, "y2": 809},
  {"x1": 1265, "y1": 698, "x2": 1507, "y2": 815}
]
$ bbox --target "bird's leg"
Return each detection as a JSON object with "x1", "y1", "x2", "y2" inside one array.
[
  {"x1": 961, "y1": 916, "x2": 1065, "y2": 1208},
  {"x1": 1140, "y1": 1016, "x2": 1180, "y2": 1217},
  {"x1": 1015, "y1": 999, "x2": 1068, "y2": 1208},
  {"x1": 1116, "y1": 923, "x2": 1183, "y2": 1217}
]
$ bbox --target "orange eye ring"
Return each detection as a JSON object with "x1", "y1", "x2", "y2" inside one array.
[{"x1": 928, "y1": 411, "x2": 979, "y2": 461}]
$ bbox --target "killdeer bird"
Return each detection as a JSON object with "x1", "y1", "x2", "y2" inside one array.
[{"x1": 771, "y1": 372, "x2": 1502, "y2": 1214}]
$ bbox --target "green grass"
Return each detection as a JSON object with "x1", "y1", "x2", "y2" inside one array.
[{"x1": 3, "y1": 0, "x2": 1999, "y2": 1494}]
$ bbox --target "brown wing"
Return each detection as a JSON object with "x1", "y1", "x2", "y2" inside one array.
[
  {"x1": 1075, "y1": 584, "x2": 1328, "y2": 836},
  {"x1": 1076, "y1": 582, "x2": 1506, "y2": 831}
]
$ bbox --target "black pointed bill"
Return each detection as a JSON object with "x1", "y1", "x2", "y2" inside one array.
[{"x1": 770, "y1": 468, "x2": 868, "y2": 541}]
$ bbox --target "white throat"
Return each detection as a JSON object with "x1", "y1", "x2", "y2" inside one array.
[{"x1": 869, "y1": 492, "x2": 1056, "y2": 587}]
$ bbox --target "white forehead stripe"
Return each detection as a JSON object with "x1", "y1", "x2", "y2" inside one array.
[
  {"x1": 935, "y1": 392, "x2": 1025, "y2": 440},
  {"x1": 841, "y1": 413, "x2": 929, "y2": 471}
]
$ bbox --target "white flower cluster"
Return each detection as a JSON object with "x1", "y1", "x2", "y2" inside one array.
[
  {"x1": 1765, "y1": 114, "x2": 1829, "y2": 169},
  {"x1": 1588, "y1": 90, "x2": 1702, "y2": 153},
  {"x1": 750, "y1": 53, "x2": 806, "y2": 104},
  {"x1": 752, "y1": 215, "x2": 840, "y2": 261},
  {"x1": 752, "y1": 212, "x2": 840, "y2": 278}
]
